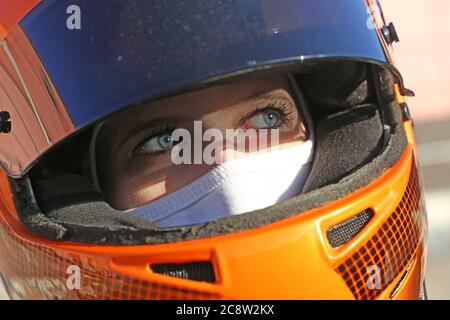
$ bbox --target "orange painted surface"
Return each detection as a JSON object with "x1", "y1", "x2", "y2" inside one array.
[{"x1": 0, "y1": 0, "x2": 41, "y2": 40}]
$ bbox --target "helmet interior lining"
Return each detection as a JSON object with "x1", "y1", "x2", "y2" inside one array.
[{"x1": 8, "y1": 65, "x2": 408, "y2": 245}]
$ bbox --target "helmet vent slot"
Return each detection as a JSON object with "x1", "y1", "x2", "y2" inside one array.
[
  {"x1": 335, "y1": 157, "x2": 424, "y2": 300},
  {"x1": 327, "y1": 209, "x2": 374, "y2": 248},
  {"x1": 151, "y1": 261, "x2": 216, "y2": 283}
]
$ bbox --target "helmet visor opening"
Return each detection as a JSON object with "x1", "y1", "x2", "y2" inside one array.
[{"x1": 9, "y1": 63, "x2": 408, "y2": 244}]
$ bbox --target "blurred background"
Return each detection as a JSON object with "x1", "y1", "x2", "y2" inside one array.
[{"x1": 382, "y1": 0, "x2": 450, "y2": 299}]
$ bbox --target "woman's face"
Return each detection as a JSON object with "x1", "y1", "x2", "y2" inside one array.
[{"x1": 96, "y1": 74, "x2": 308, "y2": 210}]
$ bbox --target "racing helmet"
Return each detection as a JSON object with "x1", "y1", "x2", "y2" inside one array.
[{"x1": 0, "y1": 0, "x2": 427, "y2": 299}]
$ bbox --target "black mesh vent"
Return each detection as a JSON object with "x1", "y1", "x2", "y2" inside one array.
[
  {"x1": 151, "y1": 262, "x2": 216, "y2": 283},
  {"x1": 327, "y1": 209, "x2": 374, "y2": 248}
]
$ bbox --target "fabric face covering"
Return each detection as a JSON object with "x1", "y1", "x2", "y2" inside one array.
[{"x1": 129, "y1": 140, "x2": 314, "y2": 228}]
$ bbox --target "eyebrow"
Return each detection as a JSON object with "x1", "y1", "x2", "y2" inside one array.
[
  {"x1": 242, "y1": 90, "x2": 298, "y2": 113},
  {"x1": 248, "y1": 91, "x2": 294, "y2": 104}
]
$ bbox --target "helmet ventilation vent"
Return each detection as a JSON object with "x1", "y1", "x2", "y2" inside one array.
[
  {"x1": 335, "y1": 158, "x2": 424, "y2": 300},
  {"x1": 327, "y1": 209, "x2": 374, "y2": 248},
  {"x1": 151, "y1": 261, "x2": 216, "y2": 283}
]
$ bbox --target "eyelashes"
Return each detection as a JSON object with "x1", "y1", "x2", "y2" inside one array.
[
  {"x1": 256, "y1": 101, "x2": 294, "y2": 125},
  {"x1": 132, "y1": 100, "x2": 295, "y2": 156},
  {"x1": 133, "y1": 124, "x2": 176, "y2": 156}
]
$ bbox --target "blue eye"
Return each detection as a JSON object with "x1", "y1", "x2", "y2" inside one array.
[
  {"x1": 263, "y1": 110, "x2": 279, "y2": 127},
  {"x1": 249, "y1": 109, "x2": 281, "y2": 129},
  {"x1": 157, "y1": 134, "x2": 173, "y2": 149},
  {"x1": 136, "y1": 132, "x2": 174, "y2": 154}
]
